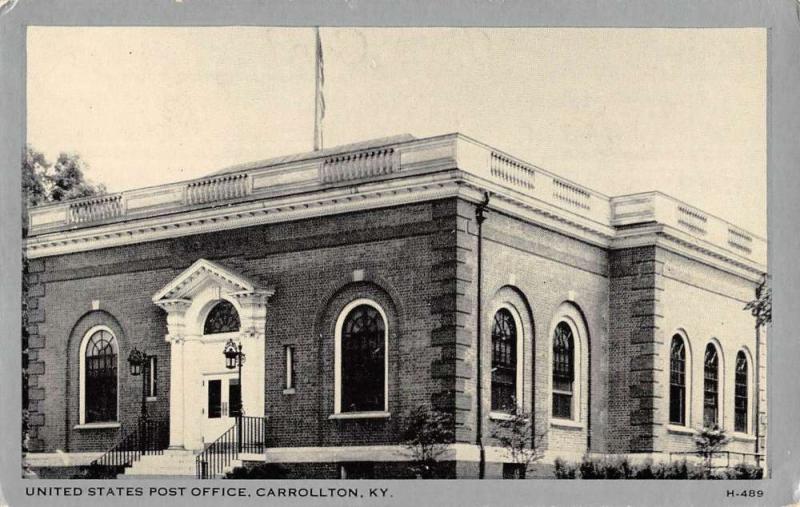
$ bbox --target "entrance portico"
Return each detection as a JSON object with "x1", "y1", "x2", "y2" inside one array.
[{"x1": 152, "y1": 259, "x2": 273, "y2": 451}]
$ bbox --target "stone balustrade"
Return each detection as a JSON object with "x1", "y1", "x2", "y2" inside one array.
[
  {"x1": 611, "y1": 192, "x2": 766, "y2": 265},
  {"x1": 553, "y1": 178, "x2": 592, "y2": 211},
  {"x1": 490, "y1": 151, "x2": 535, "y2": 191},
  {"x1": 26, "y1": 133, "x2": 765, "y2": 268},
  {"x1": 186, "y1": 173, "x2": 250, "y2": 205},
  {"x1": 320, "y1": 148, "x2": 398, "y2": 183},
  {"x1": 68, "y1": 194, "x2": 124, "y2": 223}
]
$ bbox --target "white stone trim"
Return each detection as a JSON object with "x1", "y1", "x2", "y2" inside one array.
[
  {"x1": 547, "y1": 304, "x2": 588, "y2": 426},
  {"x1": 333, "y1": 299, "x2": 389, "y2": 416},
  {"x1": 666, "y1": 424, "x2": 697, "y2": 436},
  {"x1": 734, "y1": 346, "x2": 755, "y2": 435},
  {"x1": 23, "y1": 452, "x2": 104, "y2": 467},
  {"x1": 78, "y1": 325, "x2": 119, "y2": 426},
  {"x1": 488, "y1": 302, "x2": 525, "y2": 415},
  {"x1": 73, "y1": 422, "x2": 121, "y2": 430},
  {"x1": 328, "y1": 411, "x2": 391, "y2": 420},
  {"x1": 702, "y1": 338, "x2": 726, "y2": 428},
  {"x1": 667, "y1": 330, "x2": 694, "y2": 428},
  {"x1": 151, "y1": 258, "x2": 257, "y2": 302},
  {"x1": 152, "y1": 260, "x2": 272, "y2": 450}
]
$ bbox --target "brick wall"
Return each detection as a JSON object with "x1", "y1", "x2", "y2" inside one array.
[
  {"x1": 25, "y1": 195, "x2": 763, "y2": 465},
  {"x1": 27, "y1": 201, "x2": 448, "y2": 452}
]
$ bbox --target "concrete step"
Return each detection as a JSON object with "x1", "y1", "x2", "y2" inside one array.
[{"x1": 122, "y1": 451, "x2": 200, "y2": 477}]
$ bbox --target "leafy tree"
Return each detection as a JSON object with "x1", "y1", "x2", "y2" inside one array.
[
  {"x1": 744, "y1": 274, "x2": 771, "y2": 328},
  {"x1": 21, "y1": 146, "x2": 106, "y2": 235},
  {"x1": 47, "y1": 152, "x2": 106, "y2": 203},
  {"x1": 21, "y1": 145, "x2": 106, "y2": 453},
  {"x1": 489, "y1": 410, "x2": 546, "y2": 479},
  {"x1": 400, "y1": 405, "x2": 454, "y2": 478}
]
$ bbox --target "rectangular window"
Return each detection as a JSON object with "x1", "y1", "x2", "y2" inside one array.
[
  {"x1": 552, "y1": 392, "x2": 572, "y2": 419},
  {"x1": 703, "y1": 374, "x2": 718, "y2": 427},
  {"x1": 144, "y1": 355, "x2": 157, "y2": 398},
  {"x1": 285, "y1": 345, "x2": 295, "y2": 390},
  {"x1": 669, "y1": 384, "x2": 685, "y2": 425},
  {"x1": 208, "y1": 379, "x2": 222, "y2": 419},
  {"x1": 734, "y1": 367, "x2": 748, "y2": 432}
]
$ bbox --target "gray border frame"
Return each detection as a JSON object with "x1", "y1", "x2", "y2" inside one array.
[{"x1": 2, "y1": 1, "x2": 798, "y2": 506}]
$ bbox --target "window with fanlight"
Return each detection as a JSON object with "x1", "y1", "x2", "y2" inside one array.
[
  {"x1": 335, "y1": 300, "x2": 388, "y2": 414},
  {"x1": 703, "y1": 343, "x2": 720, "y2": 427},
  {"x1": 491, "y1": 308, "x2": 519, "y2": 413},
  {"x1": 669, "y1": 335, "x2": 687, "y2": 426},
  {"x1": 82, "y1": 328, "x2": 118, "y2": 423},
  {"x1": 203, "y1": 300, "x2": 241, "y2": 335},
  {"x1": 552, "y1": 322, "x2": 575, "y2": 420},
  {"x1": 734, "y1": 351, "x2": 749, "y2": 433}
]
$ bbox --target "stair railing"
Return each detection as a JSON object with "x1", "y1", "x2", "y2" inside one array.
[
  {"x1": 88, "y1": 418, "x2": 169, "y2": 478},
  {"x1": 196, "y1": 416, "x2": 268, "y2": 479}
]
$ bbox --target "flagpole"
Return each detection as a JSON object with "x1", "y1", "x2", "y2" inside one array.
[{"x1": 314, "y1": 27, "x2": 323, "y2": 151}]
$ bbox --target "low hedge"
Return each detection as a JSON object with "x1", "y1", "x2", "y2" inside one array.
[{"x1": 553, "y1": 456, "x2": 762, "y2": 480}]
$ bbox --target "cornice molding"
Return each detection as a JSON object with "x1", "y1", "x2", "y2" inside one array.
[{"x1": 23, "y1": 169, "x2": 765, "y2": 281}]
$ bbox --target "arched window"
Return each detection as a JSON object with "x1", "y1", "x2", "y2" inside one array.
[
  {"x1": 734, "y1": 351, "x2": 749, "y2": 433},
  {"x1": 335, "y1": 300, "x2": 387, "y2": 414},
  {"x1": 203, "y1": 300, "x2": 241, "y2": 335},
  {"x1": 84, "y1": 328, "x2": 118, "y2": 423},
  {"x1": 491, "y1": 308, "x2": 518, "y2": 413},
  {"x1": 669, "y1": 335, "x2": 687, "y2": 425},
  {"x1": 703, "y1": 344, "x2": 720, "y2": 427},
  {"x1": 552, "y1": 322, "x2": 575, "y2": 419}
]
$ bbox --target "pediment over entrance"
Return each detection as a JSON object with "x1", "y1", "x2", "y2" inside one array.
[
  {"x1": 151, "y1": 259, "x2": 272, "y2": 451},
  {"x1": 151, "y1": 258, "x2": 274, "y2": 340},
  {"x1": 152, "y1": 258, "x2": 263, "y2": 303}
]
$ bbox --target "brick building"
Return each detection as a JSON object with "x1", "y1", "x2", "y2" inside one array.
[{"x1": 22, "y1": 133, "x2": 767, "y2": 478}]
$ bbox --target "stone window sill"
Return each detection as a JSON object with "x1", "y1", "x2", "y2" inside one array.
[
  {"x1": 282, "y1": 388, "x2": 296, "y2": 395},
  {"x1": 731, "y1": 432, "x2": 757, "y2": 442},
  {"x1": 489, "y1": 411, "x2": 515, "y2": 421},
  {"x1": 146, "y1": 396, "x2": 157, "y2": 402},
  {"x1": 329, "y1": 411, "x2": 390, "y2": 420},
  {"x1": 74, "y1": 422, "x2": 121, "y2": 430},
  {"x1": 550, "y1": 418, "x2": 584, "y2": 430},
  {"x1": 666, "y1": 424, "x2": 696, "y2": 435}
]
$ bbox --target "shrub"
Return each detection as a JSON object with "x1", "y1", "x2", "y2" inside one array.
[
  {"x1": 489, "y1": 410, "x2": 545, "y2": 479},
  {"x1": 694, "y1": 425, "x2": 732, "y2": 475},
  {"x1": 553, "y1": 457, "x2": 576, "y2": 479},
  {"x1": 578, "y1": 455, "x2": 601, "y2": 478},
  {"x1": 225, "y1": 463, "x2": 288, "y2": 479},
  {"x1": 634, "y1": 458, "x2": 656, "y2": 479},
  {"x1": 400, "y1": 405, "x2": 454, "y2": 479},
  {"x1": 730, "y1": 463, "x2": 763, "y2": 480}
]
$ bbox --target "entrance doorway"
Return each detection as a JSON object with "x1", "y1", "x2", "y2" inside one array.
[{"x1": 202, "y1": 372, "x2": 240, "y2": 445}]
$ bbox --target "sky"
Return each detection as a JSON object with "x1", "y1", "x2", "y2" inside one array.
[{"x1": 27, "y1": 27, "x2": 766, "y2": 236}]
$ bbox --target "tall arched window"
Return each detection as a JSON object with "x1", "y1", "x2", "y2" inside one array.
[
  {"x1": 335, "y1": 300, "x2": 387, "y2": 414},
  {"x1": 491, "y1": 308, "x2": 518, "y2": 413},
  {"x1": 84, "y1": 328, "x2": 118, "y2": 423},
  {"x1": 703, "y1": 344, "x2": 720, "y2": 427},
  {"x1": 203, "y1": 300, "x2": 241, "y2": 335},
  {"x1": 734, "y1": 351, "x2": 749, "y2": 433},
  {"x1": 552, "y1": 322, "x2": 575, "y2": 419},
  {"x1": 669, "y1": 335, "x2": 687, "y2": 425}
]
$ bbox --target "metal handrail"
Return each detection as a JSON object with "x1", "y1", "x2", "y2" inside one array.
[
  {"x1": 196, "y1": 416, "x2": 268, "y2": 479},
  {"x1": 88, "y1": 418, "x2": 169, "y2": 476}
]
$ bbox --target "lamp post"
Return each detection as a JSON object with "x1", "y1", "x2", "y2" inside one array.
[
  {"x1": 223, "y1": 339, "x2": 245, "y2": 452},
  {"x1": 127, "y1": 347, "x2": 148, "y2": 421}
]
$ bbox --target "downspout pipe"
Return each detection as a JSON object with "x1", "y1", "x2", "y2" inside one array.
[{"x1": 474, "y1": 192, "x2": 490, "y2": 479}]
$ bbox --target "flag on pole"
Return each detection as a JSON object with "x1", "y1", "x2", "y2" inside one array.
[{"x1": 314, "y1": 27, "x2": 325, "y2": 151}]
